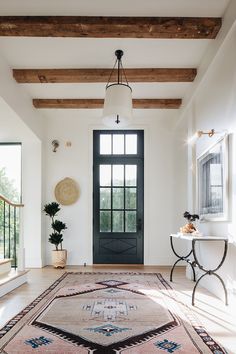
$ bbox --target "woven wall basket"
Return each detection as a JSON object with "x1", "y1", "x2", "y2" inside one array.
[{"x1": 54, "y1": 177, "x2": 79, "y2": 205}]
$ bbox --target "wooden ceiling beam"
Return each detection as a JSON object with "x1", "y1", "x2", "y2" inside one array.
[
  {"x1": 33, "y1": 98, "x2": 182, "y2": 109},
  {"x1": 13, "y1": 68, "x2": 197, "y2": 83},
  {"x1": 0, "y1": 16, "x2": 221, "y2": 39}
]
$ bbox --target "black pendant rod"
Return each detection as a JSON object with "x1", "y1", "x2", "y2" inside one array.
[{"x1": 115, "y1": 49, "x2": 123, "y2": 85}]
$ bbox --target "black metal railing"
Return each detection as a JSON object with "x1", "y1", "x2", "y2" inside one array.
[{"x1": 0, "y1": 195, "x2": 24, "y2": 268}]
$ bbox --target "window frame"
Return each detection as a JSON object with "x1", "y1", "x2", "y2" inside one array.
[
  {"x1": 0, "y1": 142, "x2": 22, "y2": 203},
  {"x1": 93, "y1": 130, "x2": 143, "y2": 234},
  {"x1": 197, "y1": 135, "x2": 228, "y2": 222}
]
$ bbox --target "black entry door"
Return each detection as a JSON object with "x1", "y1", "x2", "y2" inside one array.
[{"x1": 93, "y1": 130, "x2": 144, "y2": 264}]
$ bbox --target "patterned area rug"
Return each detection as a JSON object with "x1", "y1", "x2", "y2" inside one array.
[{"x1": 0, "y1": 272, "x2": 227, "y2": 354}]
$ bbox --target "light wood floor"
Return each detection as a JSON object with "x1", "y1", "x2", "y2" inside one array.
[{"x1": 0, "y1": 265, "x2": 236, "y2": 354}]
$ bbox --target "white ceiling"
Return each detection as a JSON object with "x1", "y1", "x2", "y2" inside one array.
[
  {"x1": 22, "y1": 83, "x2": 192, "y2": 100},
  {"x1": 0, "y1": 38, "x2": 212, "y2": 69},
  {"x1": 0, "y1": 0, "x2": 229, "y2": 17},
  {"x1": 0, "y1": 0, "x2": 231, "y2": 121}
]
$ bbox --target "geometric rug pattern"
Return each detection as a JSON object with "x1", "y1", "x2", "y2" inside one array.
[{"x1": 0, "y1": 272, "x2": 227, "y2": 353}]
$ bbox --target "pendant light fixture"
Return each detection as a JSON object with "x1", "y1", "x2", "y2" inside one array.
[{"x1": 103, "y1": 49, "x2": 133, "y2": 127}]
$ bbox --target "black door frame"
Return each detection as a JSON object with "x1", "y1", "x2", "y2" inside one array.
[{"x1": 93, "y1": 130, "x2": 144, "y2": 264}]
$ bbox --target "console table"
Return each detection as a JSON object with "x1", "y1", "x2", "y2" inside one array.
[{"x1": 169, "y1": 234, "x2": 228, "y2": 306}]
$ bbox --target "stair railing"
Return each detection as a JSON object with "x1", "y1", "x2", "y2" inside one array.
[{"x1": 0, "y1": 194, "x2": 24, "y2": 269}]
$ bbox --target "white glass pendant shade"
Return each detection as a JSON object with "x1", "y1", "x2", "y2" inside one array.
[{"x1": 103, "y1": 84, "x2": 133, "y2": 127}]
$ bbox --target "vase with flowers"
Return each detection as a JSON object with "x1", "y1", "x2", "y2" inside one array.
[{"x1": 180, "y1": 211, "x2": 199, "y2": 234}]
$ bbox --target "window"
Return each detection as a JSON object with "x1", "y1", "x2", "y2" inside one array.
[
  {"x1": 0, "y1": 143, "x2": 22, "y2": 203},
  {"x1": 98, "y1": 132, "x2": 139, "y2": 233},
  {"x1": 99, "y1": 164, "x2": 137, "y2": 233},
  {"x1": 197, "y1": 136, "x2": 228, "y2": 221},
  {"x1": 99, "y1": 133, "x2": 138, "y2": 155}
]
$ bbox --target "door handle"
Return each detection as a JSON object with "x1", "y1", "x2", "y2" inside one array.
[{"x1": 137, "y1": 218, "x2": 142, "y2": 231}]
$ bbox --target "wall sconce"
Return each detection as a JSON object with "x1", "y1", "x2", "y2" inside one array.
[
  {"x1": 197, "y1": 129, "x2": 215, "y2": 138},
  {"x1": 52, "y1": 140, "x2": 59, "y2": 152},
  {"x1": 188, "y1": 129, "x2": 227, "y2": 145}
]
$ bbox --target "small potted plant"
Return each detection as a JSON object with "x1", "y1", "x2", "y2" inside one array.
[
  {"x1": 43, "y1": 202, "x2": 67, "y2": 268},
  {"x1": 180, "y1": 211, "x2": 199, "y2": 234}
]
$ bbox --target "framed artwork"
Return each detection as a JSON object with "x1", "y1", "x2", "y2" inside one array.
[{"x1": 197, "y1": 135, "x2": 228, "y2": 221}]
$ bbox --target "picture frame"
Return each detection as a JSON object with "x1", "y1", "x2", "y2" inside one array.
[{"x1": 197, "y1": 135, "x2": 228, "y2": 222}]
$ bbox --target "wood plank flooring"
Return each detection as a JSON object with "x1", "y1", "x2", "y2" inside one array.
[{"x1": 0, "y1": 266, "x2": 235, "y2": 353}]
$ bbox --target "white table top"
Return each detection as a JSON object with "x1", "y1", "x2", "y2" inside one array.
[{"x1": 170, "y1": 233, "x2": 228, "y2": 241}]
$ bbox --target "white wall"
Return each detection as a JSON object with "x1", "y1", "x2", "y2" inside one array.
[
  {"x1": 0, "y1": 98, "x2": 43, "y2": 268},
  {"x1": 180, "y1": 23, "x2": 236, "y2": 300},
  {"x1": 22, "y1": 140, "x2": 43, "y2": 267},
  {"x1": 0, "y1": 53, "x2": 43, "y2": 140},
  {"x1": 43, "y1": 109, "x2": 187, "y2": 266},
  {"x1": 0, "y1": 49, "x2": 44, "y2": 267}
]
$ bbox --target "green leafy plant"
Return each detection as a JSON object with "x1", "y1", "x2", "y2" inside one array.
[{"x1": 43, "y1": 202, "x2": 67, "y2": 251}]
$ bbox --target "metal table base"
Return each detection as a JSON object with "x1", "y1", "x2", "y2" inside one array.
[
  {"x1": 170, "y1": 236, "x2": 196, "y2": 282},
  {"x1": 170, "y1": 234, "x2": 228, "y2": 306}
]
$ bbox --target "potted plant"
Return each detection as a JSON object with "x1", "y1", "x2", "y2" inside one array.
[
  {"x1": 180, "y1": 211, "x2": 199, "y2": 234},
  {"x1": 43, "y1": 202, "x2": 67, "y2": 268}
]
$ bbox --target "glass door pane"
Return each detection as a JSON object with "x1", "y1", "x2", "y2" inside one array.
[
  {"x1": 100, "y1": 135, "x2": 112, "y2": 154},
  {"x1": 125, "y1": 165, "x2": 137, "y2": 186},
  {"x1": 125, "y1": 211, "x2": 137, "y2": 232},
  {"x1": 112, "y1": 211, "x2": 124, "y2": 232},
  {"x1": 125, "y1": 134, "x2": 137, "y2": 154},
  {"x1": 112, "y1": 165, "x2": 124, "y2": 186},
  {"x1": 100, "y1": 188, "x2": 111, "y2": 209},
  {"x1": 125, "y1": 188, "x2": 137, "y2": 209},
  {"x1": 113, "y1": 188, "x2": 124, "y2": 209},
  {"x1": 100, "y1": 165, "x2": 111, "y2": 186},
  {"x1": 100, "y1": 211, "x2": 111, "y2": 232},
  {"x1": 113, "y1": 134, "x2": 124, "y2": 154}
]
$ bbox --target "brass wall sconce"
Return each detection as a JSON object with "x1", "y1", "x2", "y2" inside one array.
[
  {"x1": 188, "y1": 129, "x2": 226, "y2": 145},
  {"x1": 197, "y1": 129, "x2": 215, "y2": 138},
  {"x1": 52, "y1": 140, "x2": 59, "y2": 152}
]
